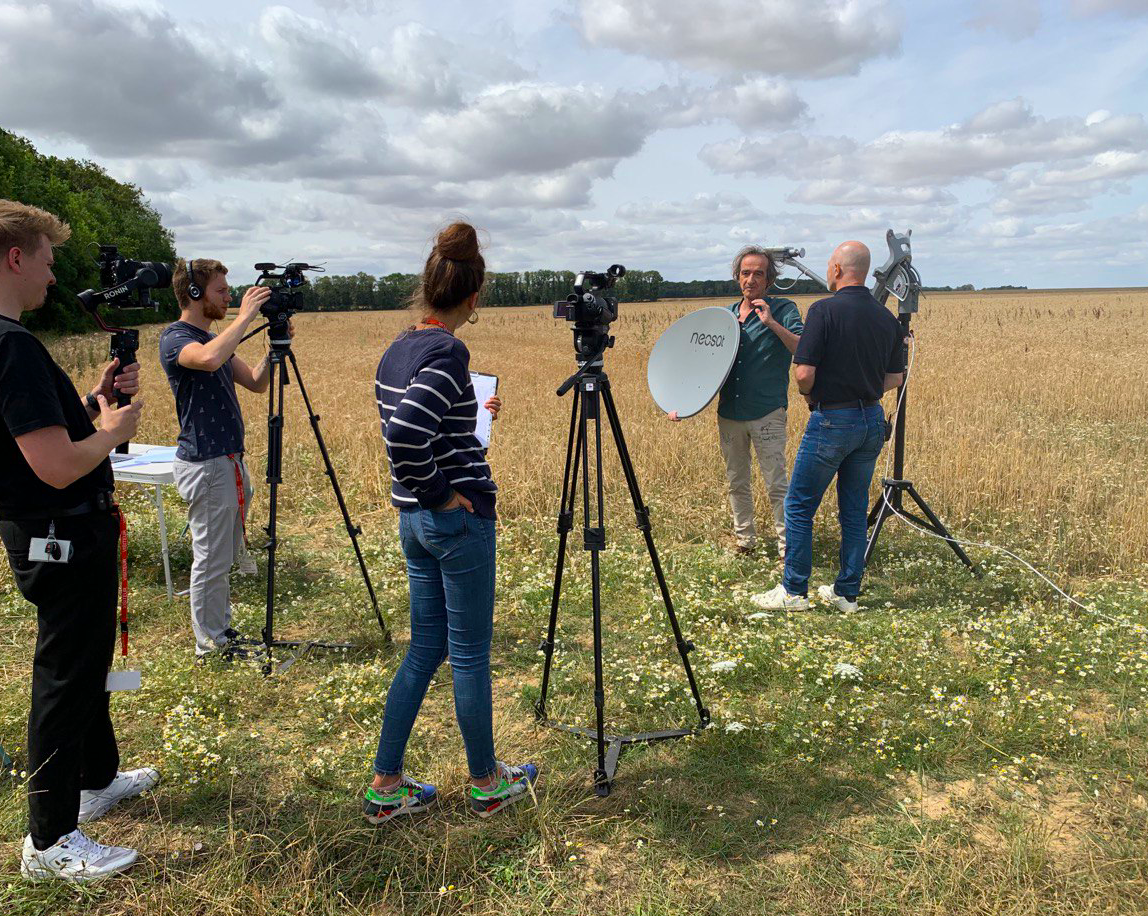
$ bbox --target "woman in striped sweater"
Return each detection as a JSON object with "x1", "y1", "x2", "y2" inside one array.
[{"x1": 364, "y1": 223, "x2": 538, "y2": 823}]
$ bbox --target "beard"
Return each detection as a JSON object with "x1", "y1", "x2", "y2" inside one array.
[{"x1": 204, "y1": 299, "x2": 229, "y2": 321}]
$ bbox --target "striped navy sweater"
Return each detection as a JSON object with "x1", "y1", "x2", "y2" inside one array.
[{"x1": 375, "y1": 328, "x2": 497, "y2": 518}]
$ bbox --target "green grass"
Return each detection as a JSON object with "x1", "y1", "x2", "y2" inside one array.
[{"x1": 1, "y1": 492, "x2": 1147, "y2": 915}]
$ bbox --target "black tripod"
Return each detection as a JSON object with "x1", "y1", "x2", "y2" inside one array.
[
  {"x1": 252, "y1": 323, "x2": 388, "y2": 675},
  {"x1": 535, "y1": 333, "x2": 710, "y2": 796},
  {"x1": 864, "y1": 312, "x2": 980, "y2": 577}
]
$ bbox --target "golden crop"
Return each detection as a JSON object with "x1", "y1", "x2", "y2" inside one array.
[{"x1": 49, "y1": 288, "x2": 1148, "y2": 573}]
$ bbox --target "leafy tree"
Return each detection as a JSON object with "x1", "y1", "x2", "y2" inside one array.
[{"x1": 1, "y1": 129, "x2": 177, "y2": 333}]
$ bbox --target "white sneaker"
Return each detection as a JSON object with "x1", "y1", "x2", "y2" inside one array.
[
  {"x1": 78, "y1": 767, "x2": 160, "y2": 823},
  {"x1": 817, "y1": 585, "x2": 859, "y2": 613},
  {"x1": 749, "y1": 584, "x2": 811, "y2": 611},
  {"x1": 21, "y1": 829, "x2": 138, "y2": 883}
]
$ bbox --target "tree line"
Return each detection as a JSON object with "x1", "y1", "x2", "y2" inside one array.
[
  {"x1": 234, "y1": 271, "x2": 837, "y2": 312},
  {"x1": 1, "y1": 129, "x2": 178, "y2": 333},
  {"x1": 232, "y1": 268, "x2": 668, "y2": 312}
]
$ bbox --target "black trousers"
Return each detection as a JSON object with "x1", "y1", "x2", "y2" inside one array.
[{"x1": 0, "y1": 510, "x2": 120, "y2": 850}]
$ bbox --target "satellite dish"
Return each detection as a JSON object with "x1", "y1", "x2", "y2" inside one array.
[{"x1": 647, "y1": 307, "x2": 740, "y2": 418}]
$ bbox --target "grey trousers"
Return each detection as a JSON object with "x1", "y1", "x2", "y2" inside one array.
[
  {"x1": 717, "y1": 408, "x2": 788, "y2": 556},
  {"x1": 173, "y1": 455, "x2": 253, "y2": 655}
]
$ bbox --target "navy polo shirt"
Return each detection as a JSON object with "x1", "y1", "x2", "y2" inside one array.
[
  {"x1": 716, "y1": 297, "x2": 804, "y2": 421},
  {"x1": 793, "y1": 285, "x2": 905, "y2": 404},
  {"x1": 159, "y1": 321, "x2": 246, "y2": 461}
]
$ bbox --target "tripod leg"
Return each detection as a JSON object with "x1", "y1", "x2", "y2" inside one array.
[
  {"x1": 600, "y1": 384, "x2": 709, "y2": 728},
  {"x1": 262, "y1": 356, "x2": 287, "y2": 673},
  {"x1": 864, "y1": 487, "x2": 894, "y2": 568},
  {"x1": 285, "y1": 351, "x2": 388, "y2": 637},
  {"x1": 537, "y1": 394, "x2": 581, "y2": 721},
  {"x1": 866, "y1": 497, "x2": 882, "y2": 528},
  {"x1": 583, "y1": 384, "x2": 610, "y2": 795},
  {"x1": 905, "y1": 484, "x2": 981, "y2": 577}
]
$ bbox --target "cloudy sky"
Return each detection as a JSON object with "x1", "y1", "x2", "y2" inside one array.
[{"x1": 2, "y1": 0, "x2": 1147, "y2": 287}]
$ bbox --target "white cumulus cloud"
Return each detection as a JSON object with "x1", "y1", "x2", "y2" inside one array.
[{"x1": 577, "y1": 0, "x2": 902, "y2": 78}]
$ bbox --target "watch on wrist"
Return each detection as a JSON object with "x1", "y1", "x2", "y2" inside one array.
[{"x1": 85, "y1": 393, "x2": 101, "y2": 413}]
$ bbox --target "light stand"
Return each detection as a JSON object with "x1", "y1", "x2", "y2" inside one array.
[{"x1": 535, "y1": 322, "x2": 710, "y2": 796}]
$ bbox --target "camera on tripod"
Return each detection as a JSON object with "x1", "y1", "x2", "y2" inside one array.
[
  {"x1": 553, "y1": 264, "x2": 625, "y2": 326},
  {"x1": 253, "y1": 261, "x2": 323, "y2": 347}
]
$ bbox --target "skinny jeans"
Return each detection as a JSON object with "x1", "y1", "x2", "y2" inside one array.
[{"x1": 374, "y1": 507, "x2": 498, "y2": 781}]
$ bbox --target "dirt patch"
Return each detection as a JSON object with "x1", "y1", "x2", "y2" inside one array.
[
  {"x1": 1012, "y1": 783, "x2": 1095, "y2": 857},
  {"x1": 896, "y1": 774, "x2": 1097, "y2": 859},
  {"x1": 897, "y1": 774, "x2": 981, "y2": 819},
  {"x1": 769, "y1": 850, "x2": 812, "y2": 868},
  {"x1": 1072, "y1": 688, "x2": 1113, "y2": 733}
]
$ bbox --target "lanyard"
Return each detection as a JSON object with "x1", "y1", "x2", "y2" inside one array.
[
  {"x1": 115, "y1": 507, "x2": 129, "y2": 657},
  {"x1": 421, "y1": 317, "x2": 451, "y2": 332},
  {"x1": 228, "y1": 454, "x2": 249, "y2": 547}
]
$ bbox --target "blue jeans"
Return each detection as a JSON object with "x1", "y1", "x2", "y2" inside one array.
[
  {"x1": 783, "y1": 406, "x2": 885, "y2": 600},
  {"x1": 374, "y1": 507, "x2": 497, "y2": 780}
]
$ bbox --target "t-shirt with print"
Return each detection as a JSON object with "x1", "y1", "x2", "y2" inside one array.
[
  {"x1": 0, "y1": 315, "x2": 114, "y2": 515},
  {"x1": 159, "y1": 321, "x2": 245, "y2": 461}
]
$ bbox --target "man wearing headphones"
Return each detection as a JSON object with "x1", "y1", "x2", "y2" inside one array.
[{"x1": 159, "y1": 259, "x2": 272, "y2": 659}]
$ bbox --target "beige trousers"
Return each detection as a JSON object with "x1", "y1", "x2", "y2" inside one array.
[
  {"x1": 173, "y1": 454, "x2": 254, "y2": 655},
  {"x1": 717, "y1": 408, "x2": 788, "y2": 555}
]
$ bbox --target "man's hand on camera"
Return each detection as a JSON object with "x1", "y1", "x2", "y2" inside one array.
[
  {"x1": 438, "y1": 490, "x2": 474, "y2": 513},
  {"x1": 98, "y1": 394, "x2": 143, "y2": 446},
  {"x1": 288, "y1": 318, "x2": 296, "y2": 339},
  {"x1": 238, "y1": 285, "x2": 271, "y2": 323},
  {"x1": 484, "y1": 396, "x2": 501, "y2": 421},
  {"x1": 92, "y1": 357, "x2": 140, "y2": 402}
]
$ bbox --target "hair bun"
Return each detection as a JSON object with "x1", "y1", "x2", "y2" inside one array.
[{"x1": 435, "y1": 222, "x2": 480, "y2": 261}]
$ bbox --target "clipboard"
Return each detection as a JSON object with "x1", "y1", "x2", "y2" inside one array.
[{"x1": 470, "y1": 371, "x2": 499, "y2": 448}]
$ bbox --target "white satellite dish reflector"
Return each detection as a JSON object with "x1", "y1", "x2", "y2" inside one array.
[{"x1": 647, "y1": 307, "x2": 740, "y2": 418}]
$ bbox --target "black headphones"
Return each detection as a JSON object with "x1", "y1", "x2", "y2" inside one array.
[{"x1": 186, "y1": 258, "x2": 202, "y2": 301}]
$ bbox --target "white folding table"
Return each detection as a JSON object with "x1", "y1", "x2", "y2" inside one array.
[{"x1": 110, "y1": 443, "x2": 177, "y2": 600}]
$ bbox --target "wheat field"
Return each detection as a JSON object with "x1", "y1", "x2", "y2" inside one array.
[
  {"x1": 2, "y1": 289, "x2": 1146, "y2": 914},
  {"x1": 50, "y1": 287, "x2": 1148, "y2": 574}
]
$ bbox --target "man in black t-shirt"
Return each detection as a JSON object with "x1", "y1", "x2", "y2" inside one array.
[
  {"x1": 0, "y1": 200, "x2": 158, "y2": 882},
  {"x1": 159, "y1": 259, "x2": 273, "y2": 658},
  {"x1": 752, "y1": 241, "x2": 905, "y2": 614}
]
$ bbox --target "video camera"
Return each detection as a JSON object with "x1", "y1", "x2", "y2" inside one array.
[
  {"x1": 253, "y1": 261, "x2": 323, "y2": 348},
  {"x1": 553, "y1": 264, "x2": 625, "y2": 327},
  {"x1": 77, "y1": 245, "x2": 173, "y2": 313},
  {"x1": 77, "y1": 246, "x2": 174, "y2": 452},
  {"x1": 553, "y1": 265, "x2": 627, "y2": 386}
]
